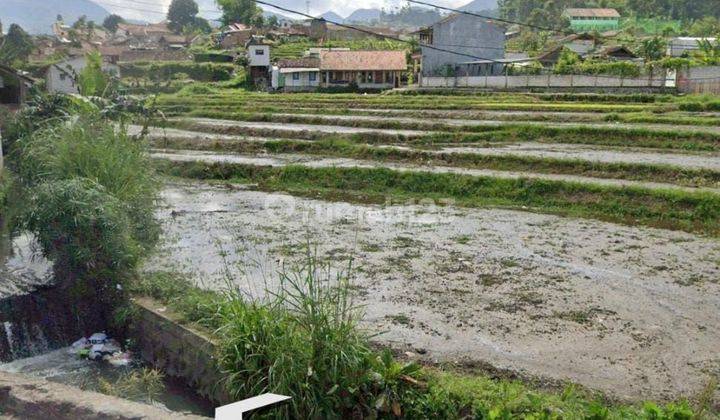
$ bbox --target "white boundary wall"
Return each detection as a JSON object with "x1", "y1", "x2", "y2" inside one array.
[{"x1": 420, "y1": 74, "x2": 667, "y2": 89}]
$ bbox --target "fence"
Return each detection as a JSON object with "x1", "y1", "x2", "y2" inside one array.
[
  {"x1": 420, "y1": 73, "x2": 668, "y2": 90},
  {"x1": 677, "y1": 66, "x2": 720, "y2": 95}
]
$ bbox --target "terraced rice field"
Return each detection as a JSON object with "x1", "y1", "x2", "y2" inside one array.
[{"x1": 145, "y1": 91, "x2": 720, "y2": 403}]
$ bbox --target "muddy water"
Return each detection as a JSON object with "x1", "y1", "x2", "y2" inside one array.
[
  {"x1": 149, "y1": 180, "x2": 720, "y2": 402},
  {"x1": 152, "y1": 149, "x2": 720, "y2": 194},
  {"x1": 0, "y1": 348, "x2": 213, "y2": 417}
]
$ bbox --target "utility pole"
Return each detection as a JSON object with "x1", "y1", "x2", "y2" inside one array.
[{"x1": 306, "y1": 1, "x2": 310, "y2": 15}]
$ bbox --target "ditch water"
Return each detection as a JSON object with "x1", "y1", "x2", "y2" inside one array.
[{"x1": 0, "y1": 226, "x2": 213, "y2": 417}]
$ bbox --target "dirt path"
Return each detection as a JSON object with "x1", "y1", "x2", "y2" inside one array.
[
  {"x1": 149, "y1": 181, "x2": 720, "y2": 402},
  {"x1": 152, "y1": 149, "x2": 720, "y2": 194}
]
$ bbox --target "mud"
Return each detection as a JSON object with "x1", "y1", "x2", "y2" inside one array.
[
  {"x1": 152, "y1": 149, "x2": 720, "y2": 194},
  {"x1": 148, "y1": 181, "x2": 720, "y2": 402}
]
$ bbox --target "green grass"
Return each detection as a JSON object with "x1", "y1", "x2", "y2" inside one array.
[
  {"x1": 132, "y1": 269, "x2": 710, "y2": 419},
  {"x1": 163, "y1": 116, "x2": 720, "y2": 151},
  {"x1": 156, "y1": 160, "x2": 720, "y2": 236},
  {"x1": 151, "y1": 136, "x2": 720, "y2": 188}
]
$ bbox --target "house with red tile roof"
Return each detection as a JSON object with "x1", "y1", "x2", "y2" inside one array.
[{"x1": 272, "y1": 49, "x2": 407, "y2": 91}]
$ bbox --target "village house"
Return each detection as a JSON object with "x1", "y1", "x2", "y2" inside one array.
[
  {"x1": 219, "y1": 23, "x2": 254, "y2": 49},
  {"x1": 46, "y1": 56, "x2": 120, "y2": 94},
  {"x1": 667, "y1": 37, "x2": 718, "y2": 57},
  {"x1": 271, "y1": 50, "x2": 406, "y2": 91},
  {"x1": 0, "y1": 65, "x2": 33, "y2": 108},
  {"x1": 246, "y1": 36, "x2": 272, "y2": 86},
  {"x1": 272, "y1": 58, "x2": 321, "y2": 91},
  {"x1": 321, "y1": 50, "x2": 406, "y2": 89},
  {"x1": 417, "y1": 14, "x2": 506, "y2": 77},
  {"x1": 563, "y1": 8, "x2": 621, "y2": 32}
]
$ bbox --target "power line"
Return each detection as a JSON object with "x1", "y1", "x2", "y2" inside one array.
[
  {"x1": 253, "y1": 0, "x2": 505, "y2": 63},
  {"x1": 406, "y1": 0, "x2": 573, "y2": 35}
]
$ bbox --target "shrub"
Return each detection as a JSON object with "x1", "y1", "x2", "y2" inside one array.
[
  {"x1": 119, "y1": 62, "x2": 235, "y2": 82},
  {"x1": 17, "y1": 117, "x2": 158, "y2": 322}
]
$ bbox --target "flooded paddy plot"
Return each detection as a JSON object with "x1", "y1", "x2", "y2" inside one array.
[{"x1": 149, "y1": 180, "x2": 720, "y2": 401}]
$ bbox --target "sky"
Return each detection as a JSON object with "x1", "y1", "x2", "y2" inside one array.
[{"x1": 95, "y1": 0, "x2": 469, "y2": 22}]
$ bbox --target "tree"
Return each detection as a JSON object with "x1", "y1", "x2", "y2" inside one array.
[
  {"x1": 637, "y1": 37, "x2": 667, "y2": 61},
  {"x1": 77, "y1": 52, "x2": 110, "y2": 97},
  {"x1": 216, "y1": 0, "x2": 263, "y2": 26},
  {"x1": 266, "y1": 15, "x2": 279, "y2": 28},
  {"x1": 168, "y1": 0, "x2": 199, "y2": 33},
  {"x1": 0, "y1": 23, "x2": 34, "y2": 63},
  {"x1": 103, "y1": 14, "x2": 125, "y2": 32}
]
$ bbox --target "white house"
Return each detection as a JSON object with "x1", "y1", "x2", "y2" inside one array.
[
  {"x1": 46, "y1": 56, "x2": 120, "y2": 94},
  {"x1": 246, "y1": 36, "x2": 271, "y2": 86},
  {"x1": 271, "y1": 58, "x2": 320, "y2": 91}
]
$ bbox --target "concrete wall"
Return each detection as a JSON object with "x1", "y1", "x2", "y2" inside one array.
[
  {"x1": 421, "y1": 14, "x2": 505, "y2": 77},
  {"x1": 283, "y1": 71, "x2": 320, "y2": 88},
  {"x1": 46, "y1": 57, "x2": 120, "y2": 95},
  {"x1": 677, "y1": 66, "x2": 720, "y2": 94},
  {"x1": 248, "y1": 45, "x2": 270, "y2": 67},
  {"x1": 421, "y1": 73, "x2": 667, "y2": 89},
  {"x1": 130, "y1": 298, "x2": 230, "y2": 406}
]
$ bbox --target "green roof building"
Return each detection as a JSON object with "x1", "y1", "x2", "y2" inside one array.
[{"x1": 563, "y1": 8, "x2": 620, "y2": 32}]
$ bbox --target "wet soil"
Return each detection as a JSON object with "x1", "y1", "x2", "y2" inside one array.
[{"x1": 148, "y1": 180, "x2": 720, "y2": 402}]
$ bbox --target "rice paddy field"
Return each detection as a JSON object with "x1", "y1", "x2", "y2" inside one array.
[{"x1": 144, "y1": 90, "x2": 720, "y2": 405}]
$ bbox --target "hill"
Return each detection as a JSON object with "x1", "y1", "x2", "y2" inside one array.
[
  {"x1": 0, "y1": 0, "x2": 109, "y2": 34},
  {"x1": 346, "y1": 8, "x2": 382, "y2": 23},
  {"x1": 459, "y1": 0, "x2": 499, "y2": 11},
  {"x1": 319, "y1": 11, "x2": 345, "y2": 24}
]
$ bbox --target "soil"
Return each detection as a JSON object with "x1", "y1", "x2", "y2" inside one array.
[{"x1": 148, "y1": 181, "x2": 720, "y2": 403}]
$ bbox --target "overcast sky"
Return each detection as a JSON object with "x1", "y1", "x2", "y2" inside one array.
[{"x1": 98, "y1": 0, "x2": 468, "y2": 22}]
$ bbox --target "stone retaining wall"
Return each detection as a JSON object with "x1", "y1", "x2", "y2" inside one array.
[{"x1": 130, "y1": 297, "x2": 230, "y2": 405}]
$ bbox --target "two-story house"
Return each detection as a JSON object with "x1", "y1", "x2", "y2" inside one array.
[
  {"x1": 418, "y1": 13, "x2": 506, "y2": 78},
  {"x1": 246, "y1": 36, "x2": 272, "y2": 86}
]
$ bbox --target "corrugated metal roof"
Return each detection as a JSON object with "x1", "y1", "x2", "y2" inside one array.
[
  {"x1": 319, "y1": 50, "x2": 406, "y2": 71},
  {"x1": 565, "y1": 8, "x2": 620, "y2": 18}
]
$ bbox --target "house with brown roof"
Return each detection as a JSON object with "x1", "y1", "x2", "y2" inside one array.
[
  {"x1": 563, "y1": 8, "x2": 620, "y2": 32},
  {"x1": 271, "y1": 50, "x2": 407, "y2": 91},
  {"x1": 319, "y1": 50, "x2": 406, "y2": 89}
]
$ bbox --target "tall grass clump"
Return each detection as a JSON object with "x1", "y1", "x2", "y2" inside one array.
[
  {"x1": 16, "y1": 115, "x2": 159, "y2": 324},
  {"x1": 213, "y1": 256, "x2": 376, "y2": 418}
]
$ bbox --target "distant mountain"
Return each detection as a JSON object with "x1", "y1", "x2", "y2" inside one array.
[
  {"x1": 346, "y1": 8, "x2": 382, "y2": 23},
  {"x1": 0, "y1": 0, "x2": 109, "y2": 34},
  {"x1": 319, "y1": 11, "x2": 345, "y2": 24},
  {"x1": 263, "y1": 10, "x2": 298, "y2": 23},
  {"x1": 459, "y1": 0, "x2": 499, "y2": 12}
]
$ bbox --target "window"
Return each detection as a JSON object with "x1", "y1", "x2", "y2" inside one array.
[
  {"x1": 255, "y1": 49, "x2": 265, "y2": 55},
  {"x1": 293, "y1": 72, "x2": 300, "y2": 80},
  {"x1": 309, "y1": 72, "x2": 316, "y2": 82},
  {"x1": 59, "y1": 73, "x2": 67, "y2": 81}
]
